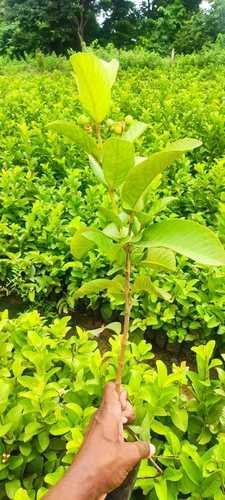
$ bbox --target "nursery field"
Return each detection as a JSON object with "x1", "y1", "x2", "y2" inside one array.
[
  {"x1": 0, "y1": 49, "x2": 224, "y2": 499},
  {"x1": 0, "y1": 53, "x2": 225, "y2": 344}
]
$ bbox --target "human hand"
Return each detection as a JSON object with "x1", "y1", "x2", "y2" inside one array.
[{"x1": 72, "y1": 382, "x2": 155, "y2": 498}]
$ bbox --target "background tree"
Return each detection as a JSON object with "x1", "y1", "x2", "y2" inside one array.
[
  {"x1": 1, "y1": 0, "x2": 100, "y2": 55},
  {"x1": 101, "y1": 0, "x2": 139, "y2": 48},
  {"x1": 174, "y1": 0, "x2": 225, "y2": 53},
  {"x1": 138, "y1": 0, "x2": 202, "y2": 54}
]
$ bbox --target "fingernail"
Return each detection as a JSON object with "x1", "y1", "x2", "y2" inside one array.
[
  {"x1": 148, "y1": 443, "x2": 156, "y2": 457},
  {"x1": 122, "y1": 416, "x2": 128, "y2": 424}
]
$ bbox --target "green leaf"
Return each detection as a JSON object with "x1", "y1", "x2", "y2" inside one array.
[
  {"x1": 140, "y1": 220, "x2": 225, "y2": 266},
  {"x1": 102, "y1": 138, "x2": 134, "y2": 189},
  {"x1": 153, "y1": 285, "x2": 172, "y2": 302},
  {"x1": 106, "y1": 322, "x2": 122, "y2": 334},
  {"x1": 133, "y1": 275, "x2": 171, "y2": 301},
  {"x1": 38, "y1": 431, "x2": 50, "y2": 452},
  {"x1": 14, "y1": 489, "x2": 30, "y2": 500},
  {"x1": 99, "y1": 207, "x2": 123, "y2": 229},
  {"x1": 144, "y1": 247, "x2": 176, "y2": 272},
  {"x1": 9, "y1": 456, "x2": 23, "y2": 470},
  {"x1": 171, "y1": 407, "x2": 188, "y2": 432},
  {"x1": 24, "y1": 422, "x2": 43, "y2": 441},
  {"x1": 201, "y1": 474, "x2": 222, "y2": 498},
  {"x1": 88, "y1": 155, "x2": 105, "y2": 183},
  {"x1": 180, "y1": 455, "x2": 201, "y2": 485},
  {"x1": 165, "y1": 468, "x2": 183, "y2": 482},
  {"x1": 100, "y1": 58, "x2": 119, "y2": 87},
  {"x1": 103, "y1": 223, "x2": 121, "y2": 240},
  {"x1": 5, "y1": 480, "x2": 21, "y2": 499},
  {"x1": 198, "y1": 430, "x2": 212, "y2": 445},
  {"x1": 122, "y1": 150, "x2": 183, "y2": 209},
  {"x1": 154, "y1": 477, "x2": 168, "y2": 500},
  {"x1": 123, "y1": 121, "x2": 148, "y2": 142},
  {"x1": 37, "y1": 488, "x2": 48, "y2": 500},
  {"x1": 70, "y1": 229, "x2": 95, "y2": 259},
  {"x1": 83, "y1": 228, "x2": 119, "y2": 260},
  {"x1": 122, "y1": 138, "x2": 201, "y2": 209},
  {"x1": 44, "y1": 466, "x2": 65, "y2": 486},
  {"x1": 0, "y1": 423, "x2": 12, "y2": 437},
  {"x1": 164, "y1": 138, "x2": 202, "y2": 152},
  {"x1": 157, "y1": 360, "x2": 168, "y2": 387},
  {"x1": 76, "y1": 277, "x2": 124, "y2": 298},
  {"x1": 133, "y1": 275, "x2": 152, "y2": 293},
  {"x1": 50, "y1": 422, "x2": 71, "y2": 436},
  {"x1": 70, "y1": 53, "x2": 115, "y2": 123},
  {"x1": 48, "y1": 121, "x2": 100, "y2": 160}
]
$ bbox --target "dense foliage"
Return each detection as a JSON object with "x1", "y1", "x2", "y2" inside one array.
[
  {"x1": 0, "y1": 310, "x2": 224, "y2": 499},
  {"x1": 0, "y1": 0, "x2": 225, "y2": 55},
  {"x1": 0, "y1": 48, "x2": 224, "y2": 344}
]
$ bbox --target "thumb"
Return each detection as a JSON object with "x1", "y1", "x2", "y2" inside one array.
[{"x1": 121, "y1": 441, "x2": 156, "y2": 469}]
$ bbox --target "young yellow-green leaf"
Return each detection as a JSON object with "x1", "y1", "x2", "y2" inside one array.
[
  {"x1": 5, "y1": 480, "x2": 21, "y2": 499},
  {"x1": 76, "y1": 277, "x2": 124, "y2": 298},
  {"x1": 50, "y1": 422, "x2": 71, "y2": 436},
  {"x1": 83, "y1": 228, "x2": 119, "y2": 260},
  {"x1": 100, "y1": 58, "x2": 119, "y2": 87},
  {"x1": 133, "y1": 275, "x2": 171, "y2": 301},
  {"x1": 76, "y1": 278, "x2": 114, "y2": 298},
  {"x1": 154, "y1": 477, "x2": 168, "y2": 500},
  {"x1": 48, "y1": 121, "x2": 100, "y2": 160},
  {"x1": 171, "y1": 407, "x2": 188, "y2": 432},
  {"x1": 83, "y1": 228, "x2": 113, "y2": 251},
  {"x1": 153, "y1": 285, "x2": 172, "y2": 302},
  {"x1": 122, "y1": 138, "x2": 201, "y2": 209},
  {"x1": 122, "y1": 150, "x2": 183, "y2": 209},
  {"x1": 37, "y1": 488, "x2": 48, "y2": 500},
  {"x1": 70, "y1": 53, "x2": 114, "y2": 123},
  {"x1": 140, "y1": 220, "x2": 225, "y2": 266},
  {"x1": 180, "y1": 455, "x2": 201, "y2": 485},
  {"x1": 44, "y1": 466, "x2": 65, "y2": 486},
  {"x1": 156, "y1": 360, "x2": 168, "y2": 387},
  {"x1": 106, "y1": 322, "x2": 122, "y2": 334},
  {"x1": 123, "y1": 121, "x2": 148, "y2": 142},
  {"x1": 38, "y1": 431, "x2": 50, "y2": 452},
  {"x1": 164, "y1": 138, "x2": 202, "y2": 152},
  {"x1": 70, "y1": 229, "x2": 95, "y2": 259},
  {"x1": 14, "y1": 489, "x2": 30, "y2": 500},
  {"x1": 0, "y1": 422, "x2": 12, "y2": 437},
  {"x1": 88, "y1": 155, "x2": 105, "y2": 183},
  {"x1": 144, "y1": 247, "x2": 176, "y2": 272},
  {"x1": 102, "y1": 138, "x2": 134, "y2": 189},
  {"x1": 133, "y1": 275, "x2": 152, "y2": 293}
]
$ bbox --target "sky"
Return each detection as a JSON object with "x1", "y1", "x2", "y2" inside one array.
[
  {"x1": 201, "y1": 0, "x2": 211, "y2": 10},
  {"x1": 98, "y1": 1, "x2": 212, "y2": 25}
]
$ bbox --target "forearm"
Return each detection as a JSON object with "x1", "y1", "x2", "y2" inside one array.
[{"x1": 44, "y1": 460, "x2": 100, "y2": 500}]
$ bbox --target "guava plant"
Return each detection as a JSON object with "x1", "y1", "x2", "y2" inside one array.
[{"x1": 48, "y1": 53, "x2": 225, "y2": 393}]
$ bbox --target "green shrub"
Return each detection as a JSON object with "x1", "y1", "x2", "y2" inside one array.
[
  {"x1": 0, "y1": 310, "x2": 224, "y2": 499},
  {"x1": 0, "y1": 51, "x2": 224, "y2": 343}
]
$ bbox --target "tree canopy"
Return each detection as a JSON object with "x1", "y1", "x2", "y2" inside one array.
[{"x1": 0, "y1": 0, "x2": 224, "y2": 55}]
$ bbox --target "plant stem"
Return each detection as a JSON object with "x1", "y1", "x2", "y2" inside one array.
[
  {"x1": 109, "y1": 190, "x2": 117, "y2": 213},
  {"x1": 95, "y1": 123, "x2": 102, "y2": 146},
  {"x1": 115, "y1": 241, "x2": 132, "y2": 394}
]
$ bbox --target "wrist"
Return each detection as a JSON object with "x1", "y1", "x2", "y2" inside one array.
[{"x1": 69, "y1": 455, "x2": 102, "y2": 500}]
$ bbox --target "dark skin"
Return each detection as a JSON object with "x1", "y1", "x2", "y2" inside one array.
[{"x1": 45, "y1": 382, "x2": 155, "y2": 500}]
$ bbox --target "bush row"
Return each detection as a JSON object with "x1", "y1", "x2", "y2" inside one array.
[
  {"x1": 0, "y1": 53, "x2": 224, "y2": 343},
  {"x1": 0, "y1": 310, "x2": 224, "y2": 499}
]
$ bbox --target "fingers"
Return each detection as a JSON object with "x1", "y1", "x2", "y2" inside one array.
[
  {"x1": 120, "y1": 388, "x2": 135, "y2": 424},
  {"x1": 122, "y1": 441, "x2": 156, "y2": 469},
  {"x1": 102, "y1": 383, "x2": 135, "y2": 424},
  {"x1": 103, "y1": 382, "x2": 119, "y2": 406},
  {"x1": 122, "y1": 401, "x2": 135, "y2": 424},
  {"x1": 120, "y1": 389, "x2": 128, "y2": 411}
]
